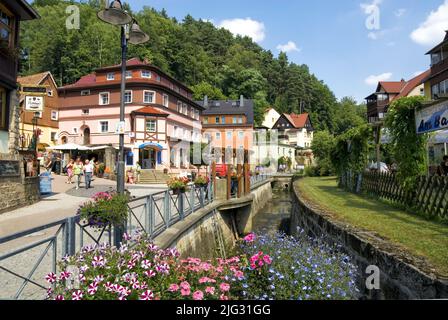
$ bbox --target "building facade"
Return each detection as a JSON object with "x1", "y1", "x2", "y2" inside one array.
[
  {"x1": 57, "y1": 58, "x2": 203, "y2": 173},
  {"x1": 196, "y1": 96, "x2": 254, "y2": 165},
  {"x1": 425, "y1": 31, "x2": 448, "y2": 100},
  {"x1": 17, "y1": 72, "x2": 60, "y2": 151},
  {"x1": 261, "y1": 108, "x2": 281, "y2": 129},
  {"x1": 272, "y1": 113, "x2": 314, "y2": 149},
  {"x1": 0, "y1": 0, "x2": 39, "y2": 213}
]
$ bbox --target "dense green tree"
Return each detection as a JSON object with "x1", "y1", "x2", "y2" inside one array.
[
  {"x1": 333, "y1": 97, "x2": 367, "y2": 135},
  {"x1": 191, "y1": 82, "x2": 226, "y2": 101}
]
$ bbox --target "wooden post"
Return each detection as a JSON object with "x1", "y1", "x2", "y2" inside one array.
[
  {"x1": 237, "y1": 164, "x2": 242, "y2": 198},
  {"x1": 244, "y1": 163, "x2": 250, "y2": 194},
  {"x1": 227, "y1": 164, "x2": 231, "y2": 200}
]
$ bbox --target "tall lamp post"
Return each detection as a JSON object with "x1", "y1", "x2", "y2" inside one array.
[{"x1": 97, "y1": 0, "x2": 149, "y2": 245}]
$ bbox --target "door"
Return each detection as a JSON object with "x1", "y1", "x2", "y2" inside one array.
[{"x1": 140, "y1": 148, "x2": 156, "y2": 169}]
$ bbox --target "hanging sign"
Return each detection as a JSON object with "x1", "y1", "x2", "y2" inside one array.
[
  {"x1": 416, "y1": 100, "x2": 448, "y2": 134},
  {"x1": 115, "y1": 121, "x2": 126, "y2": 134},
  {"x1": 25, "y1": 96, "x2": 44, "y2": 112}
]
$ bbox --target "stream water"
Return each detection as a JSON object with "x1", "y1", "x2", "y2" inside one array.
[{"x1": 252, "y1": 189, "x2": 292, "y2": 235}]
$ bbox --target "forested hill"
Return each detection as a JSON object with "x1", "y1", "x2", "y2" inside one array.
[{"x1": 22, "y1": 0, "x2": 365, "y2": 131}]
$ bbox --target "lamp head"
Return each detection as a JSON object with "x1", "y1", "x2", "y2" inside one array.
[
  {"x1": 129, "y1": 21, "x2": 150, "y2": 45},
  {"x1": 97, "y1": 0, "x2": 132, "y2": 25}
]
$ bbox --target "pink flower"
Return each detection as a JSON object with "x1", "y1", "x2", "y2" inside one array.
[
  {"x1": 140, "y1": 290, "x2": 154, "y2": 300},
  {"x1": 263, "y1": 254, "x2": 272, "y2": 265},
  {"x1": 94, "y1": 275, "x2": 104, "y2": 283},
  {"x1": 88, "y1": 282, "x2": 98, "y2": 295},
  {"x1": 181, "y1": 288, "x2": 191, "y2": 296},
  {"x1": 144, "y1": 270, "x2": 156, "y2": 278},
  {"x1": 243, "y1": 233, "x2": 256, "y2": 243},
  {"x1": 199, "y1": 277, "x2": 209, "y2": 284},
  {"x1": 220, "y1": 294, "x2": 229, "y2": 301},
  {"x1": 92, "y1": 256, "x2": 106, "y2": 267},
  {"x1": 141, "y1": 260, "x2": 151, "y2": 270},
  {"x1": 72, "y1": 290, "x2": 83, "y2": 300},
  {"x1": 205, "y1": 287, "x2": 215, "y2": 295},
  {"x1": 193, "y1": 290, "x2": 204, "y2": 300},
  {"x1": 168, "y1": 284, "x2": 179, "y2": 292},
  {"x1": 180, "y1": 281, "x2": 190, "y2": 290},
  {"x1": 45, "y1": 272, "x2": 57, "y2": 284},
  {"x1": 234, "y1": 271, "x2": 244, "y2": 279},
  {"x1": 54, "y1": 295, "x2": 65, "y2": 300},
  {"x1": 104, "y1": 282, "x2": 114, "y2": 292},
  {"x1": 123, "y1": 233, "x2": 132, "y2": 241},
  {"x1": 59, "y1": 271, "x2": 71, "y2": 281},
  {"x1": 220, "y1": 283, "x2": 230, "y2": 292}
]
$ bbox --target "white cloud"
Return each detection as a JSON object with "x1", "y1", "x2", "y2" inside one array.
[
  {"x1": 360, "y1": 0, "x2": 383, "y2": 14},
  {"x1": 217, "y1": 18, "x2": 266, "y2": 42},
  {"x1": 365, "y1": 72, "x2": 393, "y2": 86},
  {"x1": 394, "y1": 8, "x2": 406, "y2": 17},
  {"x1": 411, "y1": 0, "x2": 448, "y2": 46},
  {"x1": 276, "y1": 41, "x2": 301, "y2": 53}
]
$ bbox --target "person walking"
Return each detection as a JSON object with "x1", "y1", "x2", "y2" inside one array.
[
  {"x1": 44, "y1": 156, "x2": 53, "y2": 173},
  {"x1": 84, "y1": 159, "x2": 94, "y2": 189},
  {"x1": 73, "y1": 158, "x2": 83, "y2": 190},
  {"x1": 135, "y1": 161, "x2": 142, "y2": 183},
  {"x1": 66, "y1": 159, "x2": 74, "y2": 184}
]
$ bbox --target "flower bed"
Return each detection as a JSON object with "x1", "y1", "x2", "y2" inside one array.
[{"x1": 46, "y1": 230, "x2": 358, "y2": 300}]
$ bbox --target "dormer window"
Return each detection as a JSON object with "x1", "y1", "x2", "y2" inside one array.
[
  {"x1": 107, "y1": 73, "x2": 115, "y2": 81},
  {"x1": 141, "y1": 70, "x2": 151, "y2": 78},
  {"x1": 125, "y1": 71, "x2": 132, "y2": 79}
]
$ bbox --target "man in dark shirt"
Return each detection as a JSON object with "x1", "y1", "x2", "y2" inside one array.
[{"x1": 438, "y1": 156, "x2": 448, "y2": 176}]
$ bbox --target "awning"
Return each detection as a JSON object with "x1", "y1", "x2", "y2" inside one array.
[
  {"x1": 46, "y1": 143, "x2": 88, "y2": 151},
  {"x1": 139, "y1": 142, "x2": 164, "y2": 150}
]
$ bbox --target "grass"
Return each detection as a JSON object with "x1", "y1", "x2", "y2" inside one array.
[{"x1": 296, "y1": 177, "x2": 448, "y2": 277}]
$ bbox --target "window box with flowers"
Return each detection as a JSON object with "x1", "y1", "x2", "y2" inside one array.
[
  {"x1": 77, "y1": 192, "x2": 129, "y2": 229},
  {"x1": 167, "y1": 177, "x2": 189, "y2": 195},
  {"x1": 194, "y1": 175, "x2": 209, "y2": 188}
]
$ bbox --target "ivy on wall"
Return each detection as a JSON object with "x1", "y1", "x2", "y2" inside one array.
[{"x1": 384, "y1": 96, "x2": 428, "y2": 191}]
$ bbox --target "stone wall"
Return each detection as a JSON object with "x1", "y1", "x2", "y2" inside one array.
[{"x1": 290, "y1": 183, "x2": 448, "y2": 300}]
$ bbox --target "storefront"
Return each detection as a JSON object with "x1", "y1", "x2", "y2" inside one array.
[{"x1": 137, "y1": 142, "x2": 164, "y2": 170}]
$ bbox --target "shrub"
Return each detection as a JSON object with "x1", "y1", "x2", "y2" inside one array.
[
  {"x1": 194, "y1": 175, "x2": 209, "y2": 187},
  {"x1": 235, "y1": 232, "x2": 359, "y2": 300}
]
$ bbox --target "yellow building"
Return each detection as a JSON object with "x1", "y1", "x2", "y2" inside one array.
[{"x1": 17, "y1": 72, "x2": 59, "y2": 152}]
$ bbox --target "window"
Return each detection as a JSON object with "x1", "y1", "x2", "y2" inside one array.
[
  {"x1": 203, "y1": 117, "x2": 208, "y2": 124},
  {"x1": 107, "y1": 73, "x2": 115, "y2": 81},
  {"x1": 163, "y1": 94, "x2": 169, "y2": 107},
  {"x1": 0, "y1": 8, "x2": 13, "y2": 49},
  {"x1": 216, "y1": 132, "x2": 221, "y2": 140},
  {"x1": 222, "y1": 116, "x2": 226, "y2": 124},
  {"x1": 226, "y1": 132, "x2": 232, "y2": 140},
  {"x1": 431, "y1": 53, "x2": 441, "y2": 66},
  {"x1": 47, "y1": 90, "x2": 53, "y2": 97},
  {"x1": 174, "y1": 126, "x2": 178, "y2": 137},
  {"x1": 124, "y1": 90, "x2": 132, "y2": 104},
  {"x1": 51, "y1": 110, "x2": 58, "y2": 121},
  {"x1": 141, "y1": 70, "x2": 151, "y2": 78},
  {"x1": 432, "y1": 84, "x2": 440, "y2": 99},
  {"x1": 156, "y1": 75, "x2": 161, "y2": 82},
  {"x1": 177, "y1": 101, "x2": 182, "y2": 113},
  {"x1": 233, "y1": 117, "x2": 237, "y2": 124},
  {"x1": 183, "y1": 103, "x2": 188, "y2": 115},
  {"x1": 51, "y1": 132, "x2": 57, "y2": 141},
  {"x1": 144, "y1": 91, "x2": 155, "y2": 103},
  {"x1": 73, "y1": 128, "x2": 78, "y2": 134},
  {"x1": 215, "y1": 117, "x2": 220, "y2": 124},
  {"x1": 195, "y1": 110, "x2": 199, "y2": 120},
  {"x1": 0, "y1": 87, "x2": 6, "y2": 129},
  {"x1": 238, "y1": 131, "x2": 244, "y2": 139},
  {"x1": 35, "y1": 111, "x2": 43, "y2": 118},
  {"x1": 99, "y1": 92, "x2": 110, "y2": 105},
  {"x1": 146, "y1": 119, "x2": 156, "y2": 132},
  {"x1": 204, "y1": 133, "x2": 211, "y2": 141},
  {"x1": 238, "y1": 116, "x2": 243, "y2": 124},
  {"x1": 99, "y1": 121, "x2": 109, "y2": 133},
  {"x1": 82, "y1": 109, "x2": 89, "y2": 115},
  {"x1": 125, "y1": 71, "x2": 132, "y2": 79},
  {"x1": 81, "y1": 90, "x2": 90, "y2": 96}
]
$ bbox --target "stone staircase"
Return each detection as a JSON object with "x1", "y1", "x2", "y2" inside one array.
[{"x1": 138, "y1": 170, "x2": 171, "y2": 185}]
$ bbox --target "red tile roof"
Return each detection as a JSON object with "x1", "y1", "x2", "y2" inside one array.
[
  {"x1": 132, "y1": 107, "x2": 169, "y2": 116},
  {"x1": 395, "y1": 70, "x2": 431, "y2": 99},
  {"x1": 284, "y1": 113, "x2": 309, "y2": 128},
  {"x1": 378, "y1": 81, "x2": 407, "y2": 93}
]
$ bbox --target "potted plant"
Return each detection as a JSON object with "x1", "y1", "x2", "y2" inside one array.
[
  {"x1": 194, "y1": 175, "x2": 209, "y2": 188},
  {"x1": 167, "y1": 177, "x2": 189, "y2": 194},
  {"x1": 97, "y1": 163, "x2": 106, "y2": 178},
  {"x1": 77, "y1": 192, "x2": 129, "y2": 229}
]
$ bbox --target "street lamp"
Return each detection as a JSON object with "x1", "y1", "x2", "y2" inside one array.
[
  {"x1": 97, "y1": 0, "x2": 149, "y2": 197},
  {"x1": 98, "y1": 1, "x2": 149, "y2": 246}
]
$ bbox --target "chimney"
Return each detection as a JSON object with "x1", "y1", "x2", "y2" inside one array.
[
  {"x1": 204, "y1": 95, "x2": 208, "y2": 107},
  {"x1": 240, "y1": 95, "x2": 244, "y2": 107}
]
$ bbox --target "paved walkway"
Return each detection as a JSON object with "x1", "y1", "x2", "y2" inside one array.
[{"x1": 0, "y1": 174, "x2": 167, "y2": 238}]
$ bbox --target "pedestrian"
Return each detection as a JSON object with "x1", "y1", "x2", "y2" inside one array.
[
  {"x1": 73, "y1": 158, "x2": 83, "y2": 190},
  {"x1": 127, "y1": 168, "x2": 135, "y2": 184},
  {"x1": 437, "y1": 155, "x2": 448, "y2": 176},
  {"x1": 84, "y1": 159, "x2": 94, "y2": 189},
  {"x1": 66, "y1": 159, "x2": 74, "y2": 184},
  {"x1": 135, "y1": 161, "x2": 142, "y2": 183},
  {"x1": 44, "y1": 156, "x2": 52, "y2": 173}
]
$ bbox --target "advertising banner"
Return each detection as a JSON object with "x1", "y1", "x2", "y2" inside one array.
[{"x1": 416, "y1": 100, "x2": 448, "y2": 134}]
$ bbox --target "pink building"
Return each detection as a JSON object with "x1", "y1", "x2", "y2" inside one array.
[{"x1": 57, "y1": 58, "x2": 203, "y2": 173}]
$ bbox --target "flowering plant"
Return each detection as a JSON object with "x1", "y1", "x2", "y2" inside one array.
[
  {"x1": 47, "y1": 232, "x2": 243, "y2": 301},
  {"x1": 194, "y1": 175, "x2": 209, "y2": 187},
  {"x1": 77, "y1": 192, "x2": 129, "y2": 228},
  {"x1": 235, "y1": 231, "x2": 359, "y2": 300},
  {"x1": 167, "y1": 177, "x2": 189, "y2": 192}
]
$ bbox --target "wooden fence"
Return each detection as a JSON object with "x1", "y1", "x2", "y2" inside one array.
[{"x1": 360, "y1": 171, "x2": 448, "y2": 219}]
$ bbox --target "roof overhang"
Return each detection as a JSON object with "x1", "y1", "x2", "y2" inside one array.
[{"x1": 3, "y1": 0, "x2": 40, "y2": 20}]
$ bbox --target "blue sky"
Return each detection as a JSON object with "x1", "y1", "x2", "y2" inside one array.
[{"x1": 127, "y1": 0, "x2": 448, "y2": 103}]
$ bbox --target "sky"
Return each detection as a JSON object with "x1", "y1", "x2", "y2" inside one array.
[{"x1": 126, "y1": 0, "x2": 448, "y2": 103}]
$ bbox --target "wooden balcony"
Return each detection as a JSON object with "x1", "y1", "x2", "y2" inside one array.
[{"x1": 431, "y1": 58, "x2": 448, "y2": 77}]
